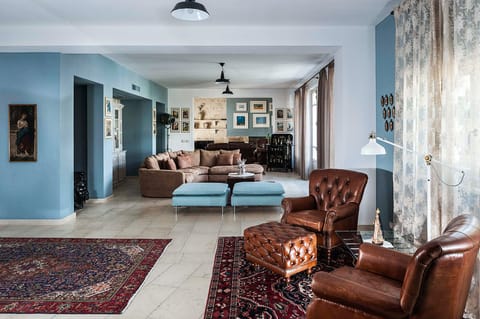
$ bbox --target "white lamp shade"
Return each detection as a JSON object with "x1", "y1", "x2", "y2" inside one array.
[{"x1": 361, "y1": 138, "x2": 386, "y2": 155}]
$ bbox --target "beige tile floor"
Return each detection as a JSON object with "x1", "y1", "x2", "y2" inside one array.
[{"x1": 0, "y1": 172, "x2": 308, "y2": 319}]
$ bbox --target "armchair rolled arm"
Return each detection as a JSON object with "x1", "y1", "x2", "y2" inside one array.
[
  {"x1": 356, "y1": 243, "x2": 410, "y2": 282},
  {"x1": 324, "y1": 202, "x2": 359, "y2": 232},
  {"x1": 281, "y1": 196, "x2": 316, "y2": 222}
]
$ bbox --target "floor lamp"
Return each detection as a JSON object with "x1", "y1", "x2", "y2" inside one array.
[{"x1": 361, "y1": 132, "x2": 465, "y2": 240}]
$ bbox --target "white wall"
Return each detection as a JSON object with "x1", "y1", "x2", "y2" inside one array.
[{"x1": 168, "y1": 88, "x2": 291, "y2": 151}]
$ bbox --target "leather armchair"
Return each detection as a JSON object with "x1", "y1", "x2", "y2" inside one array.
[
  {"x1": 281, "y1": 169, "x2": 368, "y2": 263},
  {"x1": 307, "y1": 214, "x2": 480, "y2": 319}
]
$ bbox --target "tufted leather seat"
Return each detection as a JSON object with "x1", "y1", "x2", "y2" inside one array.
[
  {"x1": 244, "y1": 222, "x2": 317, "y2": 281},
  {"x1": 281, "y1": 169, "x2": 368, "y2": 263},
  {"x1": 306, "y1": 214, "x2": 480, "y2": 319}
]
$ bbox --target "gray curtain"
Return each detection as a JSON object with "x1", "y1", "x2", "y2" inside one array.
[
  {"x1": 294, "y1": 85, "x2": 307, "y2": 179},
  {"x1": 317, "y1": 61, "x2": 335, "y2": 169}
]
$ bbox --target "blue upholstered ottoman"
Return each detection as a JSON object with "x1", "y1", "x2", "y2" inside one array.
[
  {"x1": 231, "y1": 181, "x2": 285, "y2": 214},
  {"x1": 172, "y1": 183, "x2": 230, "y2": 215}
]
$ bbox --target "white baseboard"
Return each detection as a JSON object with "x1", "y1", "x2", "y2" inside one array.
[{"x1": 0, "y1": 212, "x2": 77, "y2": 225}]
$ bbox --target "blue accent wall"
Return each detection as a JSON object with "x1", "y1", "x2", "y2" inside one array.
[
  {"x1": 123, "y1": 100, "x2": 153, "y2": 176},
  {"x1": 0, "y1": 53, "x2": 62, "y2": 219},
  {"x1": 375, "y1": 15, "x2": 396, "y2": 230},
  {"x1": 0, "y1": 53, "x2": 167, "y2": 219},
  {"x1": 226, "y1": 98, "x2": 273, "y2": 137}
]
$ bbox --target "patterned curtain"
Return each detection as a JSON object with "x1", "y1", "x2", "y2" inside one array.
[{"x1": 394, "y1": 0, "x2": 480, "y2": 317}]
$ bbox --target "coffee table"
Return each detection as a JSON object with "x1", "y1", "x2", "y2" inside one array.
[
  {"x1": 336, "y1": 230, "x2": 414, "y2": 264},
  {"x1": 227, "y1": 172, "x2": 255, "y2": 190}
]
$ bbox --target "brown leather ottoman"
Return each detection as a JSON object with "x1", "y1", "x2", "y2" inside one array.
[{"x1": 244, "y1": 221, "x2": 317, "y2": 281}]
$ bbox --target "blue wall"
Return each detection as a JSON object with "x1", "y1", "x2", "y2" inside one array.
[
  {"x1": 0, "y1": 53, "x2": 62, "y2": 219},
  {"x1": 375, "y1": 15, "x2": 396, "y2": 230},
  {"x1": 123, "y1": 99, "x2": 153, "y2": 176},
  {"x1": 226, "y1": 98, "x2": 273, "y2": 137},
  {"x1": 0, "y1": 53, "x2": 168, "y2": 219}
]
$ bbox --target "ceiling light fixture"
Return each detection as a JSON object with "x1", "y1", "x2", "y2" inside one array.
[
  {"x1": 215, "y1": 62, "x2": 230, "y2": 84},
  {"x1": 222, "y1": 85, "x2": 233, "y2": 95},
  {"x1": 171, "y1": 0, "x2": 209, "y2": 21}
]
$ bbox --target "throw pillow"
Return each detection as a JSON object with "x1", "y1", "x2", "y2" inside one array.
[
  {"x1": 233, "y1": 153, "x2": 242, "y2": 164},
  {"x1": 216, "y1": 153, "x2": 234, "y2": 165},
  {"x1": 166, "y1": 158, "x2": 177, "y2": 170},
  {"x1": 200, "y1": 149, "x2": 220, "y2": 167},
  {"x1": 182, "y1": 150, "x2": 200, "y2": 166},
  {"x1": 144, "y1": 156, "x2": 160, "y2": 170},
  {"x1": 177, "y1": 154, "x2": 193, "y2": 169}
]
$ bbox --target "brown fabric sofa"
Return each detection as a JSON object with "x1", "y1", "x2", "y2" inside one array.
[{"x1": 139, "y1": 149, "x2": 264, "y2": 198}]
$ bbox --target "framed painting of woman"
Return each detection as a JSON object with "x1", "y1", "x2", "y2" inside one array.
[{"x1": 9, "y1": 104, "x2": 37, "y2": 162}]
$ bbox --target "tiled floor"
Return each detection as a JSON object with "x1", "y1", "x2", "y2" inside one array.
[{"x1": 0, "y1": 172, "x2": 308, "y2": 319}]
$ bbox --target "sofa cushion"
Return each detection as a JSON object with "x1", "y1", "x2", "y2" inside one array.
[
  {"x1": 200, "y1": 149, "x2": 220, "y2": 167},
  {"x1": 182, "y1": 150, "x2": 200, "y2": 166},
  {"x1": 155, "y1": 153, "x2": 170, "y2": 161},
  {"x1": 233, "y1": 153, "x2": 242, "y2": 164},
  {"x1": 209, "y1": 165, "x2": 240, "y2": 175},
  {"x1": 166, "y1": 158, "x2": 177, "y2": 170},
  {"x1": 233, "y1": 181, "x2": 285, "y2": 195},
  {"x1": 177, "y1": 154, "x2": 193, "y2": 169},
  {"x1": 145, "y1": 156, "x2": 160, "y2": 170},
  {"x1": 217, "y1": 153, "x2": 234, "y2": 165},
  {"x1": 220, "y1": 149, "x2": 241, "y2": 154}
]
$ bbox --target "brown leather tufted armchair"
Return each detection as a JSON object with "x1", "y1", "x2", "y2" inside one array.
[
  {"x1": 281, "y1": 169, "x2": 368, "y2": 263},
  {"x1": 306, "y1": 214, "x2": 480, "y2": 319}
]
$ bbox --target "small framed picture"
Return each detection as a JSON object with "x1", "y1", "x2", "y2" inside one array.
[
  {"x1": 286, "y1": 108, "x2": 293, "y2": 119},
  {"x1": 181, "y1": 107, "x2": 189, "y2": 120},
  {"x1": 380, "y1": 96, "x2": 385, "y2": 106},
  {"x1": 105, "y1": 118, "x2": 113, "y2": 138},
  {"x1": 276, "y1": 109, "x2": 284, "y2": 119},
  {"x1": 286, "y1": 120, "x2": 294, "y2": 131},
  {"x1": 182, "y1": 121, "x2": 190, "y2": 133},
  {"x1": 233, "y1": 113, "x2": 248, "y2": 129},
  {"x1": 276, "y1": 121, "x2": 285, "y2": 132},
  {"x1": 105, "y1": 97, "x2": 113, "y2": 117},
  {"x1": 171, "y1": 108, "x2": 180, "y2": 119},
  {"x1": 171, "y1": 121, "x2": 180, "y2": 133},
  {"x1": 384, "y1": 120, "x2": 389, "y2": 132},
  {"x1": 389, "y1": 119, "x2": 394, "y2": 131},
  {"x1": 250, "y1": 101, "x2": 267, "y2": 113},
  {"x1": 389, "y1": 94, "x2": 394, "y2": 105},
  {"x1": 392, "y1": 106, "x2": 396, "y2": 118},
  {"x1": 252, "y1": 114, "x2": 270, "y2": 128},
  {"x1": 382, "y1": 108, "x2": 387, "y2": 119},
  {"x1": 236, "y1": 102, "x2": 247, "y2": 112},
  {"x1": 9, "y1": 104, "x2": 37, "y2": 162},
  {"x1": 387, "y1": 107, "x2": 392, "y2": 118}
]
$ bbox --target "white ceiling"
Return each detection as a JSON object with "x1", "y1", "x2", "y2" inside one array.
[{"x1": 0, "y1": 0, "x2": 400, "y2": 89}]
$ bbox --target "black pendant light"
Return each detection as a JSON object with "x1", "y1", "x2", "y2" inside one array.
[
  {"x1": 222, "y1": 85, "x2": 233, "y2": 95},
  {"x1": 171, "y1": 0, "x2": 209, "y2": 21},
  {"x1": 215, "y1": 62, "x2": 230, "y2": 84}
]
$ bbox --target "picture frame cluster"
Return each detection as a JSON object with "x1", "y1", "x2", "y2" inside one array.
[
  {"x1": 233, "y1": 100, "x2": 271, "y2": 129},
  {"x1": 170, "y1": 107, "x2": 190, "y2": 133},
  {"x1": 275, "y1": 108, "x2": 294, "y2": 133}
]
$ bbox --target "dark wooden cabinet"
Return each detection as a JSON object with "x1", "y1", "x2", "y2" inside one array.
[{"x1": 267, "y1": 134, "x2": 293, "y2": 172}]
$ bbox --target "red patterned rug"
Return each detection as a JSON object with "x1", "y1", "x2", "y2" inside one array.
[
  {"x1": 0, "y1": 237, "x2": 171, "y2": 314},
  {"x1": 204, "y1": 236, "x2": 353, "y2": 319}
]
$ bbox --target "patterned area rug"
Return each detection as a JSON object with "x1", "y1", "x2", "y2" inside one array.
[
  {"x1": 0, "y1": 238, "x2": 171, "y2": 314},
  {"x1": 204, "y1": 236, "x2": 353, "y2": 319}
]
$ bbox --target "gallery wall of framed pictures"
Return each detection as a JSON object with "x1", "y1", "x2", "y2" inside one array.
[
  {"x1": 170, "y1": 106, "x2": 190, "y2": 134},
  {"x1": 380, "y1": 93, "x2": 395, "y2": 132},
  {"x1": 274, "y1": 107, "x2": 294, "y2": 133}
]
